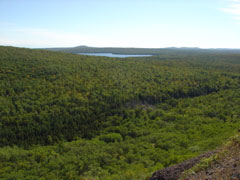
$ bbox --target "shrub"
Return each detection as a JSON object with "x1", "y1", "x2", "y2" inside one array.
[{"x1": 99, "y1": 133, "x2": 123, "y2": 143}]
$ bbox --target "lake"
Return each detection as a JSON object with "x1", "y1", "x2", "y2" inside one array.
[{"x1": 78, "y1": 53, "x2": 152, "y2": 58}]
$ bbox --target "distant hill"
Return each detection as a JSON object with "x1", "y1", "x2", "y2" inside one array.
[{"x1": 43, "y1": 46, "x2": 240, "y2": 55}]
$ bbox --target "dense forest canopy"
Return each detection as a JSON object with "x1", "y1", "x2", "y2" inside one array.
[{"x1": 0, "y1": 46, "x2": 240, "y2": 179}]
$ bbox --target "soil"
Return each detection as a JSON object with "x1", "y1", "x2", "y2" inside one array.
[
  {"x1": 185, "y1": 142, "x2": 240, "y2": 180},
  {"x1": 150, "y1": 136, "x2": 240, "y2": 180},
  {"x1": 149, "y1": 151, "x2": 216, "y2": 180}
]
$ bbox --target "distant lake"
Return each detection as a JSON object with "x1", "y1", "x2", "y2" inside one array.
[{"x1": 78, "y1": 53, "x2": 152, "y2": 58}]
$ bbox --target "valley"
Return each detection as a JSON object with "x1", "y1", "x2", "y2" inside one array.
[{"x1": 0, "y1": 46, "x2": 240, "y2": 179}]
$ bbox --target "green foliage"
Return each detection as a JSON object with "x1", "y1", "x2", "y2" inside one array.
[
  {"x1": 0, "y1": 46, "x2": 240, "y2": 179},
  {"x1": 99, "y1": 133, "x2": 123, "y2": 143}
]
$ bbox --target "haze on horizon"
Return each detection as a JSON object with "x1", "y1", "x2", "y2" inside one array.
[{"x1": 0, "y1": 0, "x2": 240, "y2": 49}]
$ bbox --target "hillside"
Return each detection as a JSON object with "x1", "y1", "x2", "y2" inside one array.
[
  {"x1": 150, "y1": 134, "x2": 240, "y2": 180},
  {"x1": 183, "y1": 134, "x2": 240, "y2": 180},
  {"x1": 0, "y1": 46, "x2": 240, "y2": 179},
  {"x1": 44, "y1": 46, "x2": 240, "y2": 55}
]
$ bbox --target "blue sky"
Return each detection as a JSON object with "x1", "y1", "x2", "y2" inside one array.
[{"x1": 0, "y1": 0, "x2": 240, "y2": 48}]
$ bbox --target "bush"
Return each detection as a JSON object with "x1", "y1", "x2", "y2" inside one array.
[{"x1": 99, "y1": 133, "x2": 123, "y2": 143}]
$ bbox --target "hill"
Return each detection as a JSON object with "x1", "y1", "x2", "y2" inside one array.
[
  {"x1": 183, "y1": 134, "x2": 240, "y2": 179},
  {"x1": 0, "y1": 46, "x2": 240, "y2": 179},
  {"x1": 44, "y1": 46, "x2": 240, "y2": 55},
  {"x1": 150, "y1": 134, "x2": 240, "y2": 180}
]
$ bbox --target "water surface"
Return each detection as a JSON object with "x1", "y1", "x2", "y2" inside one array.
[{"x1": 78, "y1": 53, "x2": 152, "y2": 58}]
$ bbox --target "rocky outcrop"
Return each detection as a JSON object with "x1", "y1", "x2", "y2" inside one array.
[
  {"x1": 149, "y1": 151, "x2": 216, "y2": 180},
  {"x1": 150, "y1": 135, "x2": 240, "y2": 180}
]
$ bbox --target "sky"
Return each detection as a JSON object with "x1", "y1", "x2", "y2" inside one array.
[{"x1": 0, "y1": 0, "x2": 240, "y2": 48}]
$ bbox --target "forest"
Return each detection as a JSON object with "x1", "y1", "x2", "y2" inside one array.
[{"x1": 0, "y1": 46, "x2": 240, "y2": 179}]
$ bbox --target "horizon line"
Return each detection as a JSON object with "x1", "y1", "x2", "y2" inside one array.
[{"x1": 1, "y1": 44, "x2": 240, "y2": 50}]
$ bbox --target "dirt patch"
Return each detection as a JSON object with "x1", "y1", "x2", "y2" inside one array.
[
  {"x1": 149, "y1": 151, "x2": 216, "y2": 180},
  {"x1": 184, "y1": 138, "x2": 240, "y2": 180}
]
